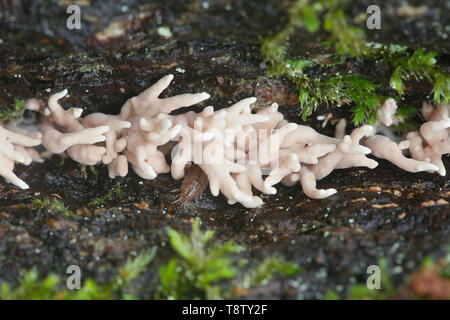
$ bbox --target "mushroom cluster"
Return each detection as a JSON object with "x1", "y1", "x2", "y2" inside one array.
[{"x1": 1, "y1": 75, "x2": 448, "y2": 208}]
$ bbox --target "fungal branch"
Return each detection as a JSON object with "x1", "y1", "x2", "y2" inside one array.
[
  {"x1": 0, "y1": 75, "x2": 448, "y2": 208},
  {"x1": 0, "y1": 125, "x2": 41, "y2": 189}
]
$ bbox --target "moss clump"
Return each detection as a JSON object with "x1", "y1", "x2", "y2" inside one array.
[
  {"x1": 0, "y1": 248, "x2": 156, "y2": 300},
  {"x1": 0, "y1": 221, "x2": 299, "y2": 300},
  {"x1": 0, "y1": 98, "x2": 25, "y2": 122},
  {"x1": 299, "y1": 74, "x2": 383, "y2": 125},
  {"x1": 386, "y1": 49, "x2": 449, "y2": 103},
  {"x1": 90, "y1": 184, "x2": 123, "y2": 206},
  {"x1": 261, "y1": 0, "x2": 450, "y2": 125},
  {"x1": 88, "y1": 165, "x2": 98, "y2": 178},
  {"x1": 156, "y1": 218, "x2": 300, "y2": 299}
]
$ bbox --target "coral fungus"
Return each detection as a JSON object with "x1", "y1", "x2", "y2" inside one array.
[{"x1": 0, "y1": 75, "x2": 448, "y2": 208}]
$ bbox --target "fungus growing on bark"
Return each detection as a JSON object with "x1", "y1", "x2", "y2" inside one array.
[
  {"x1": 1, "y1": 76, "x2": 448, "y2": 208},
  {"x1": 284, "y1": 125, "x2": 376, "y2": 199}
]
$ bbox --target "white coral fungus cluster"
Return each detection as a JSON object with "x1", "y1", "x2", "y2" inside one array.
[{"x1": 0, "y1": 75, "x2": 448, "y2": 208}]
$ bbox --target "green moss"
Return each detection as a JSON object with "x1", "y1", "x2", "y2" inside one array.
[
  {"x1": 235, "y1": 255, "x2": 300, "y2": 292},
  {"x1": 324, "y1": 258, "x2": 394, "y2": 300},
  {"x1": 323, "y1": 289, "x2": 340, "y2": 300},
  {"x1": 0, "y1": 248, "x2": 156, "y2": 300},
  {"x1": 89, "y1": 165, "x2": 98, "y2": 178},
  {"x1": 439, "y1": 252, "x2": 450, "y2": 279},
  {"x1": 297, "y1": 74, "x2": 383, "y2": 125},
  {"x1": 90, "y1": 184, "x2": 123, "y2": 206},
  {"x1": 156, "y1": 218, "x2": 300, "y2": 299},
  {"x1": 261, "y1": 0, "x2": 450, "y2": 125},
  {"x1": 0, "y1": 98, "x2": 25, "y2": 122},
  {"x1": 322, "y1": 0, "x2": 368, "y2": 56},
  {"x1": 0, "y1": 221, "x2": 299, "y2": 300},
  {"x1": 156, "y1": 218, "x2": 244, "y2": 299},
  {"x1": 386, "y1": 49, "x2": 449, "y2": 103},
  {"x1": 32, "y1": 198, "x2": 76, "y2": 219},
  {"x1": 390, "y1": 104, "x2": 420, "y2": 133},
  {"x1": 0, "y1": 269, "x2": 61, "y2": 300}
]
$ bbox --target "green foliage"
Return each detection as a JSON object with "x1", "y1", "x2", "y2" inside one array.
[
  {"x1": 261, "y1": 0, "x2": 312, "y2": 67},
  {"x1": 156, "y1": 218, "x2": 301, "y2": 299},
  {"x1": 263, "y1": 0, "x2": 367, "y2": 61},
  {"x1": 300, "y1": 5, "x2": 320, "y2": 33},
  {"x1": 261, "y1": 0, "x2": 369, "y2": 65},
  {"x1": 297, "y1": 75, "x2": 382, "y2": 125},
  {"x1": 156, "y1": 218, "x2": 244, "y2": 299},
  {"x1": 323, "y1": 289, "x2": 340, "y2": 300},
  {"x1": 235, "y1": 256, "x2": 301, "y2": 292},
  {"x1": 260, "y1": 0, "x2": 450, "y2": 125},
  {"x1": 265, "y1": 52, "x2": 384, "y2": 125},
  {"x1": 261, "y1": 32, "x2": 288, "y2": 70},
  {"x1": 72, "y1": 248, "x2": 156, "y2": 300},
  {"x1": 0, "y1": 269, "x2": 61, "y2": 300},
  {"x1": 395, "y1": 105, "x2": 417, "y2": 120},
  {"x1": 32, "y1": 198, "x2": 76, "y2": 219},
  {"x1": 439, "y1": 252, "x2": 450, "y2": 279},
  {"x1": 0, "y1": 221, "x2": 300, "y2": 300},
  {"x1": 89, "y1": 166, "x2": 98, "y2": 178},
  {"x1": 0, "y1": 248, "x2": 156, "y2": 300},
  {"x1": 117, "y1": 248, "x2": 157, "y2": 286},
  {"x1": 365, "y1": 44, "x2": 449, "y2": 105},
  {"x1": 322, "y1": 0, "x2": 367, "y2": 56},
  {"x1": 0, "y1": 98, "x2": 25, "y2": 122},
  {"x1": 260, "y1": 0, "x2": 379, "y2": 124},
  {"x1": 90, "y1": 184, "x2": 123, "y2": 206}
]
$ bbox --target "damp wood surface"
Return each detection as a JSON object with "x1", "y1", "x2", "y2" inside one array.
[{"x1": 0, "y1": 0, "x2": 449, "y2": 299}]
